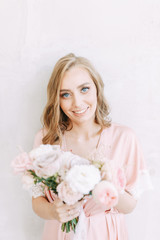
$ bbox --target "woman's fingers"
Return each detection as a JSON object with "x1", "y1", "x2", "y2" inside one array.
[
  {"x1": 83, "y1": 197, "x2": 108, "y2": 216},
  {"x1": 64, "y1": 209, "x2": 80, "y2": 222},
  {"x1": 54, "y1": 199, "x2": 83, "y2": 223},
  {"x1": 57, "y1": 206, "x2": 81, "y2": 223}
]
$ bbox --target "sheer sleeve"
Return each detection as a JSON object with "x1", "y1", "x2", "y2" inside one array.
[{"x1": 124, "y1": 129, "x2": 153, "y2": 199}]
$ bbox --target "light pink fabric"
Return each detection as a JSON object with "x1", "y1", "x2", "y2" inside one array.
[{"x1": 33, "y1": 123, "x2": 148, "y2": 240}]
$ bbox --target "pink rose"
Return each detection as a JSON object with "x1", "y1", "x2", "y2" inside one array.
[
  {"x1": 11, "y1": 152, "x2": 32, "y2": 174},
  {"x1": 57, "y1": 181, "x2": 83, "y2": 205},
  {"x1": 22, "y1": 172, "x2": 34, "y2": 190},
  {"x1": 92, "y1": 180, "x2": 118, "y2": 209},
  {"x1": 113, "y1": 168, "x2": 126, "y2": 192}
]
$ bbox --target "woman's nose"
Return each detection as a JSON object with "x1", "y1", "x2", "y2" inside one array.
[{"x1": 72, "y1": 94, "x2": 82, "y2": 107}]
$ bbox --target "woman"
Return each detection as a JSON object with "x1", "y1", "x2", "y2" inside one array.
[{"x1": 32, "y1": 53, "x2": 151, "y2": 240}]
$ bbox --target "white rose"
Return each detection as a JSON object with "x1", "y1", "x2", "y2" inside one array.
[
  {"x1": 59, "y1": 151, "x2": 90, "y2": 179},
  {"x1": 66, "y1": 165, "x2": 101, "y2": 194},
  {"x1": 35, "y1": 160, "x2": 61, "y2": 178},
  {"x1": 29, "y1": 144, "x2": 61, "y2": 161}
]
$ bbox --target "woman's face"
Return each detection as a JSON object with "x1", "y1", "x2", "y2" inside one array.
[{"x1": 60, "y1": 67, "x2": 97, "y2": 125}]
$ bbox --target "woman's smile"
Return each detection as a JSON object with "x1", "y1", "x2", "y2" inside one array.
[{"x1": 72, "y1": 107, "x2": 89, "y2": 116}]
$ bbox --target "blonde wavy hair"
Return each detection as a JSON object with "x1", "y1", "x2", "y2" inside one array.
[{"x1": 42, "y1": 53, "x2": 111, "y2": 144}]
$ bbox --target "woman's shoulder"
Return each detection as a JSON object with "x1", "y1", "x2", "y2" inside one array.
[
  {"x1": 102, "y1": 122, "x2": 137, "y2": 140},
  {"x1": 35, "y1": 128, "x2": 48, "y2": 139},
  {"x1": 33, "y1": 128, "x2": 60, "y2": 147},
  {"x1": 33, "y1": 128, "x2": 48, "y2": 148}
]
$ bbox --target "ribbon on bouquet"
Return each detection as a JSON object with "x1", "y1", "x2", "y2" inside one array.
[{"x1": 73, "y1": 207, "x2": 87, "y2": 240}]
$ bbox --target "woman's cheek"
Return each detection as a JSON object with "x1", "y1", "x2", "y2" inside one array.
[{"x1": 60, "y1": 101, "x2": 71, "y2": 115}]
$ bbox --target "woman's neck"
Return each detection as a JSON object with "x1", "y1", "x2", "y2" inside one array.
[{"x1": 66, "y1": 121, "x2": 102, "y2": 141}]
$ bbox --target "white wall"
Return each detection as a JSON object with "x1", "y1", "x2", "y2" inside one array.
[{"x1": 0, "y1": 0, "x2": 160, "y2": 239}]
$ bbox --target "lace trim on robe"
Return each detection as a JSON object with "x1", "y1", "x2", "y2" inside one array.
[
  {"x1": 31, "y1": 183, "x2": 45, "y2": 198},
  {"x1": 126, "y1": 169, "x2": 153, "y2": 199}
]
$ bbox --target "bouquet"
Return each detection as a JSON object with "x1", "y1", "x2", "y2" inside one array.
[{"x1": 11, "y1": 144, "x2": 126, "y2": 234}]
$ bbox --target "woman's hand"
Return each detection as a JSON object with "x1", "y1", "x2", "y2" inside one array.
[
  {"x1": 83, "y1": 197, "x2": 110, "y2": 217},
  {"x1": 51, "y1": 198, "x2": 83, "y2": 223},
  {"x1": 32, "y1": 196, "x2": 83, "y2": 222}
]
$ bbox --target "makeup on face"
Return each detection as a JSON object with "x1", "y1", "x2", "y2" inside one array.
[{"x1": 60, "y1": 67, "x2": 97, "y2": 124}]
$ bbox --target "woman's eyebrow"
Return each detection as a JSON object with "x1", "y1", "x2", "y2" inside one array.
[
  {"x1": 60, "y1": 89, "x2": 71, "y2": 92},
  {"x1": 60, "y1": 82, "x2": 91, "y2": 92},
  {"x1": 77, "y1": 82, "x2": 91, "y2": 89}
]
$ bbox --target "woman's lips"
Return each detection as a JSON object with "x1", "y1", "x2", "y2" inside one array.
[{"x1": 72, "y1": 107, "x2": 89, "y2": 116}]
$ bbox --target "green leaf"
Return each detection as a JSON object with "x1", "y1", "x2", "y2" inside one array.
[
  {"x1": 28, "y1": 170, "x2": 58, "y2": 194},
  {"x1": 66, "y1": 222, "x2": 70, "y2": 233},
  {"x1": 61, "y1": 223, "x2": 65, "y2": 232},
  {"x1": 71, "y1": 220, "x2": 76, "y2": 233},
  {"x1": 72, "y1": 218, "x2": 77, "y2": 224}
]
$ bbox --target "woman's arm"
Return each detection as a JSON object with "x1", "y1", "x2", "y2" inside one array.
[
  {"x1": 115, "y1": 190, "x2": 137, "y2": 214},
  {"x1": 32, "y1": 196, "x2": 83, "y2": 223},
  {"x1": 32, "y1": 196, "x2": 55, "y2": 220}
]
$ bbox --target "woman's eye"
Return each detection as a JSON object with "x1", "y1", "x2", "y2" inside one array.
[
  {"x1": 61, "y1": 93, "x2": 70, "y2": 98},
  {"x1": 81, "y1": 87, "x2": 89, "y2": 93}
]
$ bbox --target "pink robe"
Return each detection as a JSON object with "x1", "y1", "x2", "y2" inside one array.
[{"x1": 33, "y1": 123, "x2": 151, "y2": 240}]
